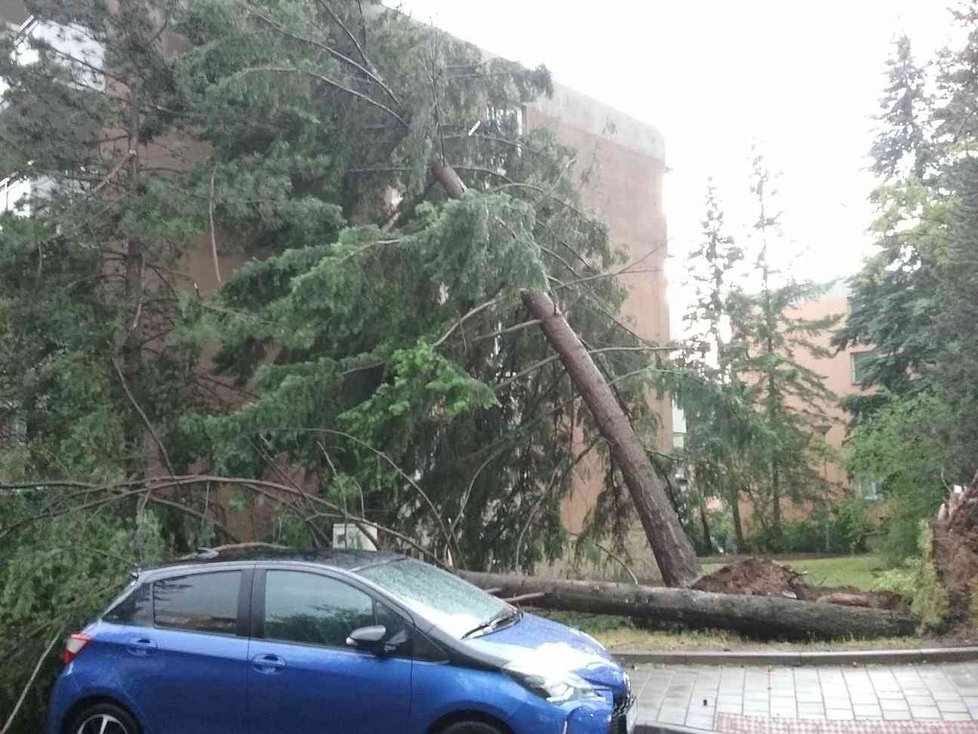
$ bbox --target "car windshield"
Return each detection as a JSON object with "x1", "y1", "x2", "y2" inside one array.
[{"x1": 357, "y1": 558, "x2": 511, "y2": 638}]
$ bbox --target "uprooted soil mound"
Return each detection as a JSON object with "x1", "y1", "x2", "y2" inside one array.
[
  {"x1": 933, "y1": 471, "x2": 978, "y2": 624},
  {"x1": 693, "y1": 557, "x2": 907, "y2": 611},
  {"x1": 693, "y1": 557, "x2": 810, "y2": 598}
]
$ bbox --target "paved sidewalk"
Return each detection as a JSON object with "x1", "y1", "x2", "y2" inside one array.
[{"x1": 629, "y1": 662, "x2": 978, "y2": 732}]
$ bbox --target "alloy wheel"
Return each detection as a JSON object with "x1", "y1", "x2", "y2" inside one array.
[{"x1": 75, "y1": 713, "x2": 130, "y2": 734}]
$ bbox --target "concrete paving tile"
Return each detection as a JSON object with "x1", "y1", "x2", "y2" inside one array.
[
  {"x1": 684, "y1": 714, "x2": 715, "y2": 730},
  {"x1": 880, "y1": 698, "x2": 911, "y2": 710},
  {"x1": 825, "y1": 708, "x2": 855, "y2": 720},
  {"x1": 797, "y1": 690, "x2": 823, "y2": 703},
  {"x1": 938, "y1": 699, "x2": 969, "y2": 712},
  {"x1": 876, "y1": 689, "x2": 907, "y2": 699},
  {"x1": 912, "y1": 706, "x2": 943, "y2": 719},
  {"x1": 906, "y1": 695, "x2": 937, "y2": 706}
]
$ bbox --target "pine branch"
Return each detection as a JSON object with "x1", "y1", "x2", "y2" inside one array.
[
  {"x1": 238, "y1": 67, "x2": 409, "y2": 129},
  {"x1": 241, "y1": 1, "x2": 400, "y2": 106}
]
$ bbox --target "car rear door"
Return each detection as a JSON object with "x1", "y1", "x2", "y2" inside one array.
[
  {"x1": 98, "y1": 567, "x2": 252, "y2": 734},
  {"x1": 247, "y1": 567, "x2": 413, "y2": 734}
]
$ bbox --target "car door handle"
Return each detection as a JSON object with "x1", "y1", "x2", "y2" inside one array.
[
  {"x1": 126, "y1": 637, "x2": 157, "y2": 656},
  {"x1": 252, "y1": 653, "x2": 287, "y2": 674}
]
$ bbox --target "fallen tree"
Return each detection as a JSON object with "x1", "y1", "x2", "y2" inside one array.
[
  {"x1": 459, "y1": 570, "x2": 918, "y2": 640},
  {"x1": 430, "y1": 160, "x2": 699, "y2": 588}
]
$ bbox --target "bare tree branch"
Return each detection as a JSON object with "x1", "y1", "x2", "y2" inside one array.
[
  {"x1": 570, "y1": 532, "x2": 639, "y2": 585},
  {"x1": 432, "y1": 298, "x2": 498, "y2": 348},
  {"x1": 208, "y1": 165, "x2": 222, "y2": 284},
  {"x1": 112, "y1": 359, "x2": 175, "y2": 476}
]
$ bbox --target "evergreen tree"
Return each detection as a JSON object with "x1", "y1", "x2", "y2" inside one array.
[
  {"x1": 676, "y1": 181, "x2": 750, "y2": 551},
  {"x1": 835, "y1": 36, "x2": 943, "y2": 421},
  {"x1": 932, "y1": 2, "x2": 978, "y2": 480},
  {"x1": 726, "y1": 154, "x2": 837, "y2": 545},
  {"x1": 871, "y1": 35, "x2": 930, "y2": 181}
]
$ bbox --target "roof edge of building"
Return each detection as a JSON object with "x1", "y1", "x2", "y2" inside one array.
[{"x1": 530, "y1": 82, "x2": 665, "y2": 162}]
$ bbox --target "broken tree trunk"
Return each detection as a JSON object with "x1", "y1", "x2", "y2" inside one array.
[
  {"x1": 459, "y1": 571, "x2": 918, "y2": 640},
  {"x1": 430, "y1": 159, "x2": 699, "y2": 588},
  {"x1": 522, "y1": 292, "x2": 699, "y2": 587}
]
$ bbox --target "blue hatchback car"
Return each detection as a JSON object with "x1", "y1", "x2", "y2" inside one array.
[{"x1": 48, "y1": 548, "x2": 636, "y2": 734}]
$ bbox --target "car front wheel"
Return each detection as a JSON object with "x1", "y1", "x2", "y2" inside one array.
[
  {"x1": 440, "y1": 722, "x2": 505, "y2": 734},
  {"x1": 69, "y1": 703, "x2": 141, "y2": 734}
]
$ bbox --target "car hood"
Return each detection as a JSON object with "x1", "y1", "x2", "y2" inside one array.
[{"x1": 462, "y1": 612, "x2": 626, "y2": 693}]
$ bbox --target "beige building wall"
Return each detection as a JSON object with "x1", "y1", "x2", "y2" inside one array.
[{"x1": 788, "y1": 287, "x2": 872, "y2": 497}]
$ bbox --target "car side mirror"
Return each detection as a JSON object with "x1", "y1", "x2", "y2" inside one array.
[{"x1": 346, "y1": 625, "x2": 388, "y2": 655}]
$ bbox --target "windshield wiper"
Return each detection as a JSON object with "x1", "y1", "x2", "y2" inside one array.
[{"x1": 462, "y1": 608, "x2": 521, "y2": 639}]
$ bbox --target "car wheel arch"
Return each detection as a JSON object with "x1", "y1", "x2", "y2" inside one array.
[{"x1": 428, "y1": 710, "x2": 514, "y2": 734}]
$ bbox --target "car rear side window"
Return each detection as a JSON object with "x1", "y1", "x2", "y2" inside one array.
[
  {"x1": 263, "y1": 571, "x2": 399, "y2": 648},
  {"x1": 104, "y1": 582, "x2": 152, "y2": 626},
  {"x1": 154, "y1": 571, "x2": 241, "y2": 635}
]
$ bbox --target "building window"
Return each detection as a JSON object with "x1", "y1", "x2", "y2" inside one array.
[
  {"x1": 850, "y1": 351, "x2": 875, "y2": 386},
  {"x1": 860, "y1": 478, "x2": 882, "y2": 502}
]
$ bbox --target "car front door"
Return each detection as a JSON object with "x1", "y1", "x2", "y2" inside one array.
[
  {"x1": 247, "y1": 568, "x2": 413, "y2": 734},
  {"x1": 99, "y1": 568, "x2": 251, "y2": 734}
]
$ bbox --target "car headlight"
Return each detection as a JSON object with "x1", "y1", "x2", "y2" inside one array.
[{"x1": 503, "y1": 660, "x2": 601, "y2": 704}]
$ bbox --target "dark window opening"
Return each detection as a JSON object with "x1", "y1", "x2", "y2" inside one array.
[
  {"x1": 153, "y1": 571, "x2": 241, "y2": 635},
  {"x1": 263, "y1": 571, "x2": 404, "y2": 649}
]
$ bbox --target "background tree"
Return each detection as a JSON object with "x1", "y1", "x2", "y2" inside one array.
[
  {"x1": 840, "y1": 26, "x2": 978, "y2": 560},
  {"x1": 724, "y1": 154, "x2": 837, "y2": 547},
  {"x1": 675, "y1": 181, "x2": 750, "y2": 551},
  {"x1": 835, "y1": 35, "x2": 942, "y2": 421}
]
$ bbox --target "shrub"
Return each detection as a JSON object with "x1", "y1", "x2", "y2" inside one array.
[{"x1": 874, "y1": 523, "x2": 949, "y2": 630}]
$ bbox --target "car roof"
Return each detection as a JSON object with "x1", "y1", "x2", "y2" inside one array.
[{"x1": 146, "y1": 546, "x2": 406, "y2": 573}]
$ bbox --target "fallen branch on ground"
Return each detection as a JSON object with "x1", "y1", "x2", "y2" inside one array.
[{"x1": 458, "y1": 571, "x2": 918, "y2": 641}]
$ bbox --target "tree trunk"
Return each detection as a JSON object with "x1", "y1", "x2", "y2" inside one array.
[
  {"x1": 430, "y1": 159, "x2": 699, "y2": 588},
  {"x1": 522, "y1": 292, "x2": 699, "y2": 587},
  {"x1": 697, "y1": 497, "x2": 713, "y2": 554},
  {"x1": 459, "y1": 571, "x2": 918, "y2": 641},
  {"x1": 729, "y1": 487, "x2": 745, "y2": 552}
]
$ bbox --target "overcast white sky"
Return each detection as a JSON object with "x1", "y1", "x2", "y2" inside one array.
[{"x1": 396, "y1": 0, "x2": 955, "y2": 333}]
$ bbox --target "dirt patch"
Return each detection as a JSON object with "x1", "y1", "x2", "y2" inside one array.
[
  {"x1": 693, "y1": 558, "x2": 810, "y2": 599},
  {"x1": 693, "y1": 557, "x2": 906, "y2": 611}
]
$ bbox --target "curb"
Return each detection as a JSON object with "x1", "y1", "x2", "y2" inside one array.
[{"x1": 613, "y1": 646, "x2": 978, "y2": 667}]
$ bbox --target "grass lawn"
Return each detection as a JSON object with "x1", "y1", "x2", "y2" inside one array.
[{"x1": 700, "y1": 554, "x2": 886, "y2": 591}]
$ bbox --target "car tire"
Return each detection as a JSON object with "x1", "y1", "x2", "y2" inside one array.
[
  {"x1": 67, "y1": 702, "x2": 141, "y2": 734},
  {"x1": 440, "y1": 722, "x2": 505, "y2": 734}
]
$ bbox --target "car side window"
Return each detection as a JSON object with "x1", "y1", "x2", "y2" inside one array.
[
  {"x1": 263, "y1": 570, "x2": 403, "y2": 649},
  {"x1": 153, "y1": 571, "x2": 241, "y2": 635},
  {"x1": 104, "y1": 582, "x2": 152, "y2": 626}
]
